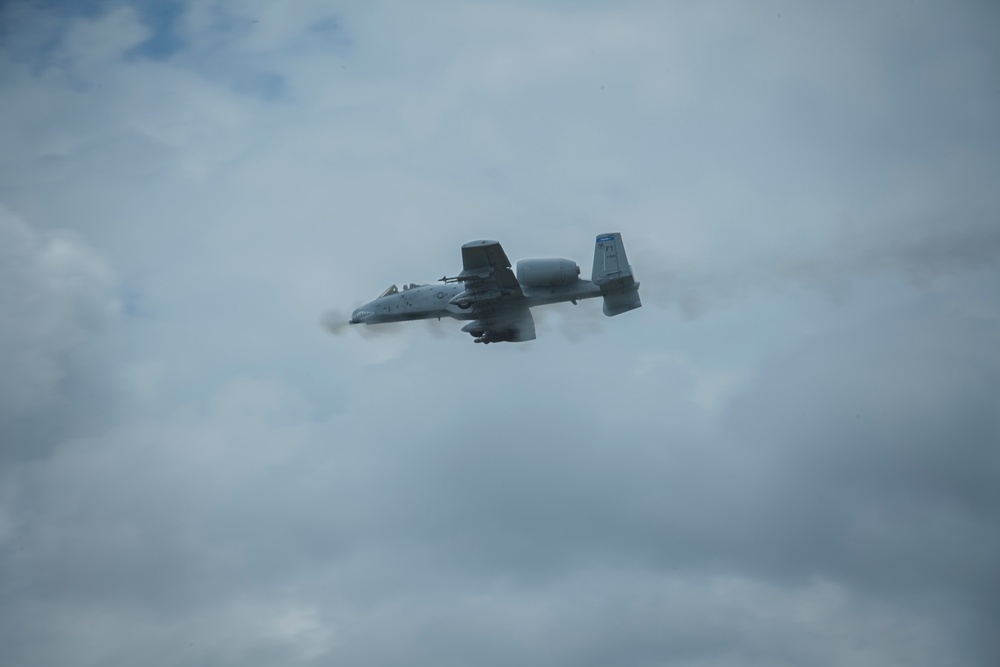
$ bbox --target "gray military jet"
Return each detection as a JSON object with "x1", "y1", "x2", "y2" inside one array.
[{"x1": 349, "y1": 233, "x2": 641, "y2": 343}]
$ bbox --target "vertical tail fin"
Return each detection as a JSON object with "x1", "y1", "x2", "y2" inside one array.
[{"x1": 592, "y1": 233, "x2": 642, "y2": 316}]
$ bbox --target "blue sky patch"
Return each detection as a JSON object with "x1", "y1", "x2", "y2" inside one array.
[{"x1": 126, "y1": 0, "x2": 185, "y2": 61}]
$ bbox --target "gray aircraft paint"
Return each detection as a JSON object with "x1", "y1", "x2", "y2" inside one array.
[{"x1": 350, "y1": 233, "x2": 641, "y2": 343}]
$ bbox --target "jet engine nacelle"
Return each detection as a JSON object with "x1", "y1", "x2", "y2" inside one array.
[{"x1": 515, "y1": 258, "x2": 580, "y2": 287}]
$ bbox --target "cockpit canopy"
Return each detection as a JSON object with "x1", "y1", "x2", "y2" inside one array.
[{"x1": 378, "y1": 283, "x2": 423, "y2": 298}]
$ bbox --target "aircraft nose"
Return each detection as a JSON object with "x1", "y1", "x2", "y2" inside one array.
[{"x1": 350, "y1": 306, "x2": 373, "y2": 324}]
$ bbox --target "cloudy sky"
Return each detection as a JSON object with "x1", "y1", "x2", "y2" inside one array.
[{"x1": 1, "y1": 1, "x2": 999, "y2": 665}]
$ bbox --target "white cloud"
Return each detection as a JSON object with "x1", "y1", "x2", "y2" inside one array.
[
  {"x1": 0, "y1": 1, "x2": 998, "y2": 666},
  {"x1": 0, "y1": 205, "x2": 116, "y2": 411},
  {"x1": 56, "y1": 6, "x2": 148, "y2": 73}
]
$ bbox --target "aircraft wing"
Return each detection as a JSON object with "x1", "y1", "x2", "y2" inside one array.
[
  {"x1": 502, "y1": 305, "x2": 536, "y2": 342},
  {"x1": 463, "y1": 302, "x2": 536, "y2": 343},
  {"x1": 458, "y1": 240, "x2": 524, "y2": 298},
  {"x1": 451, "y1": 240, "x2": 535, "y2": 343}
]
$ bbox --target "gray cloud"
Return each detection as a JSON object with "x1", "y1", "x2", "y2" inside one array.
[
  {"x1": 0, "y1": 206, "x2": 116, "y2": 411},
  {"x1": 1, "y1": 1, "x2": 998, "y2": 666},
  {"x1": 0, "y1": 206, "x2": 118, "y2": 465}
]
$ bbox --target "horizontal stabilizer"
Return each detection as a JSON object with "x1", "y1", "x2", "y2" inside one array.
[{"x1": 602, "y1": 285, "x2": 642, "y2": 316}]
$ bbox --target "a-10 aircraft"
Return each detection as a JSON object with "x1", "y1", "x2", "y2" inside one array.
[{"x1": 349, "y1": 233, "x2": 641, "y2": 343}]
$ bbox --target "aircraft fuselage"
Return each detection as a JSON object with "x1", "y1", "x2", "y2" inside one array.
[{"x1": 350, "y1": 280, "x2": 602, "y2": 325}]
